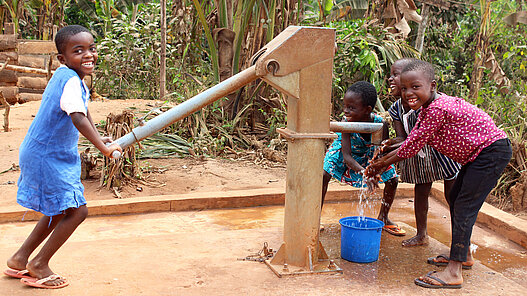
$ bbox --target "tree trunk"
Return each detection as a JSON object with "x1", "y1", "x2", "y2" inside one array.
[
  {"x1": 213, "y1": 27, "x2": 236, "y2": 113},
  {"x1": 414, "y1": 3, "x2": 430, "y2": 54},
  {"x1": 469, "y1": 0, "x2": 491, "y2": 101},
  {"x1": 160, "y1": 0, "x2": 167, "y2": 99}
]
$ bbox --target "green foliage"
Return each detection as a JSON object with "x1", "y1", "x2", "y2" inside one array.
[
  {"x1": 95, "y1": 3, "x2": 162, "y2": 99},
  {"x1": 331, "y1": 19, "x2": 418, "y2": 115},
  {"x1": 421, "y1": 0, "x2": 526, "y2": 207},
  {"x1": 259, "y1": 105, "x2": 287, "y2": 138},
  {"x1": 64, "y1": 2, "x2": 92, "y2": 30},
  {"x1": 94, "y1": 1, "x2": 212, "y2": 100},
  {"x1": 421, "y1": 5, "x2": 476, "y2": 98}
]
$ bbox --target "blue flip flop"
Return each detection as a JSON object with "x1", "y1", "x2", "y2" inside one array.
[{"x1": 414, "y1": 271, "x2": 462, "y2": 289}]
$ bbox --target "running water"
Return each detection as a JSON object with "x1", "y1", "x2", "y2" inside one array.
[
  {"x1": 355, "y1": 171, "x2": 381, "y2": 223},
  {"x1": 355, "y1": 147, "x2": 382, "y2": 224}
]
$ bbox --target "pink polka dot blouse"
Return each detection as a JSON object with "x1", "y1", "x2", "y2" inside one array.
[{"x1": 397, "y1": 94, "x2": 507, "y2": 165}]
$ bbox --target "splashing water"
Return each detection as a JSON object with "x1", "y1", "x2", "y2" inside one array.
[
  {"x1": 470, "y1": 243, "x2": 478, "y2": 254},
  {"x1": 352, "y1": 145, "x2": 386, "y2": 223},
  {"x1": 355, "y1": 170, "x2": 381, "y2": 222}
]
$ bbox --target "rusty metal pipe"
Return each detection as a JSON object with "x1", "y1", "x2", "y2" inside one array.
[
  {"x1": 329, "y1": 122, "x2": 383, "y2": 133},
  {"x1": 330, "y1": 122, "x2": 384, "y2": 145},
  {"x1": 113, "y1": 66, "x2": 258, "y2": 153}
]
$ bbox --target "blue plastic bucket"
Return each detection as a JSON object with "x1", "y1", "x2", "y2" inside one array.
[{"x1": 339, "y1": 216, "x2": 384, "y2": 263}]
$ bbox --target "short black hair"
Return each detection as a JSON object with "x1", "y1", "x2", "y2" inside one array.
[
  {"x1": 402, "y1": 60, "x2": 435, "y2": 81},
  {"x1": 346, "y1": 81, "x2": 377, "y2": 109},
  {"x1": 392, "y1": 57, "x2": 419, "y2": 69},
  {"x1": 55, "y1": 25, "x2": 92, "y2": 54}
]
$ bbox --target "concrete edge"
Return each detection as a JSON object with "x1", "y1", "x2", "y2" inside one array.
[
  {"x1": 429, "y1": 183, "x2": 527, "y2": 249},
  {"x1": 1, "y1": 183, "x2": 525, "y2": 250},
  {"x1": 0, "y1": 184, "x2": 416, "y2": 224}
]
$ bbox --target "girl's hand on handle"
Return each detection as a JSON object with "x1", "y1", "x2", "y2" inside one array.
[
  {"x1": 100, "y1": 136, "x2": 114, "y2": 144},
  {"x1": 104, "y1": 143, "x2": 122, "y2": 159}
]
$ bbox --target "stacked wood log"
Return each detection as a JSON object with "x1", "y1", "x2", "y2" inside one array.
[
  {"x1": 0, "y1": 33, "x2": 18, "y2": 105},
  {"x1": 16, "y1": 39, "x2": 59, "y2": 103},
  {"x1": 0, "y1": 23, "x2": 60, "y2": 105}
]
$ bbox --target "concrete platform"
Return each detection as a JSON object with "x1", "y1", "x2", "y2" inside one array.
[
  {"x1": 0, "y1": 202, "x2": 525, "y2": 295},
  {"x1": 1, "y1": 184, "x2": 526, "y2": 295},
  {"x1": 2, "y1": 183, "x2": 526, "y2": 249}
]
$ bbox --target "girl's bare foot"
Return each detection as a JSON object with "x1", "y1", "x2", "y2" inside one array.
[
  {"x1": 25, "y1": 260, "x2": 67, "y2": 287},
  {"x1": 402, "y1": 235, "x2": 429, "y2": 247},
  {"x1": 7, "y1": 254, "x2": 28, "y2": 271}
]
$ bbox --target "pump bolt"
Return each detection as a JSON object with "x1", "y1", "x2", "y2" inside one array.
[{"x1": 328, "y1": 260, "x2": 336, "y2": 270}]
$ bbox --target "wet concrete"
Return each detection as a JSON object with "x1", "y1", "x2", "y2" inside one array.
[
  {"x1": 0, "y1": 196, "x2": 526, "y2": 295},
  {"x1": 320, "y1": 197, "x2": 527, "y2": 289}
]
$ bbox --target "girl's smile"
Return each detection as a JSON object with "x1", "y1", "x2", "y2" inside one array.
[
  {"x1": 343, "y1": 91, "x2": 372, "y2": 122},
  {"x1": 388, "y1": 62, "x2": 405, "y2": 97},
  {"x1": 57, "y1": 32, "x2": 97, "y2": 79},
  {"x1": 399, "y1": 70, "x2": 437, "y2": 110}
]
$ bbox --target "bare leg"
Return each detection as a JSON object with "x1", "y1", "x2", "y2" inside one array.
[
  {"x1": 402, "y1": 182, "x2": 432, "y2": 247},
  {"x1": 377, "y1": 177, "x2": 398, "y2": 225},
  {"x1": 26, "y1": 205, "x2": 88, "y2": 286},
  {"x1": 7, "y1": 214, "x2": 64, "y2": 271},
  {"x1": 321, "y1": 171, "x2": 332, "y2": 209},
  {"x1": 319, "y1": 172, "x2": 332, "y2": 231}
]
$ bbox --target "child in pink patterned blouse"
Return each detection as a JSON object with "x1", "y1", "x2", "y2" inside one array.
[{"x1": 365, "y1": 60, "x2": 511, "y2": 289}]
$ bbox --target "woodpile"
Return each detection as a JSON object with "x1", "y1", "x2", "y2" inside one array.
[{"x1": 0, "y1": 24, "x2": 59, "y2": 106}]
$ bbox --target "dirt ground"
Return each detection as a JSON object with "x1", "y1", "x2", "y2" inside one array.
[
  {"x1": 1, "y1": 98, "x2": 525, "y2": 220},
  {"x1": 0, "y1": 99, "x2": 287, "y2": 209},
  {"x1": 2, "y1": 99, "x2": 527, "y2": 295}
]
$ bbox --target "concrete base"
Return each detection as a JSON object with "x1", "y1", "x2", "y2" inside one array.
[{"x1": 2, "y1": 183, "x2": 525, "y2": 250}]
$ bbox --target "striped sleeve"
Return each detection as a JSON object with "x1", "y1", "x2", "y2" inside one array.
[{"x1": 388, "y1": 100, "x2": 401, "y2": 121}]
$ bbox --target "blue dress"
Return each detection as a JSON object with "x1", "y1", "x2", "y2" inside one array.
[
  {"x1": 17, "y1": 67, "x2": 88, "y2": 216},
  {"x1": 323, "y1": 114, "x2": 397, "y2": 187}
]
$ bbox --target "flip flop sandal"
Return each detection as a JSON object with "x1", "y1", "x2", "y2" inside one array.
[
  {"x1": 21, "y1": 274, "x2": 69, "y2": 289},
  {"x1": 3, "y1": 268, "x2": 32, "y2": 279},
  {"x1": 427, "y1": 254, "x2": 473, "y2": 270},
  {"x1": 382, "y1": 224, "x2": 406, "y2": 236},
  {"x1": 414, "y1": 271, "x2": 462, "y2": 289}
]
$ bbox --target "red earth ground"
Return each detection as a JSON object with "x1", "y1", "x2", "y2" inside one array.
[{"x1": 0, "y1": 99, "x2": 287, "y2": 209}]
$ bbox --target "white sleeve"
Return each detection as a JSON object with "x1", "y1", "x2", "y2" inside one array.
[{"x1": 60, "y1": 77, "x2": 88, "y2": 115}]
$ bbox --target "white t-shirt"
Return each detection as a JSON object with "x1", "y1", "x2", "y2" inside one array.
[{"x1": 59, "y1": 65, "x2": 90, "y2": 115}]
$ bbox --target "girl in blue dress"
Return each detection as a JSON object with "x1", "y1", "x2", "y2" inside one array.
[
  {"x1": 4, "y1": 25, "x2": 121, "y2": 289},
  {"x1": 321, "y1": 81, "x2": 403, "y2": 235}
]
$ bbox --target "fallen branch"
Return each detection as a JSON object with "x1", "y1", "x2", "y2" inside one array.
[
  {"x1": 0, "y1": 63, "x2": 52, "y2": 76},
  {"x1": 0, "y1": 92, "x2": 8, "y2": 132},
  {"x1": 0, "y1": 163, "x2": 19, "y2": 175},
  {"x1": 0, "y1": 59, "x2": 10, "y2": 131}
]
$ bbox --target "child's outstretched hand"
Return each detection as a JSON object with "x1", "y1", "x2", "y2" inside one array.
[
  {"x1": 104, "y1": 142, "x2": 122, "y2": 159},
  {"x1": 364, "y1": 175, "x2": 380, "y2": 194},
  {"x1": 100, "y1": 136, "x2": 114, "y2": 144},
  {"x1": 380, "y1": 138, "x2": 401, "y2": 154},
  {"x1": 364, "y1": 158, "x2": 385, "y2": 178}
]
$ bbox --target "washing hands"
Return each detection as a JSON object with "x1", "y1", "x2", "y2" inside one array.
[
  {"x1": 363, "y1": 146, "x2": 387, "y2": 193},
  {"x1": 361, "y1": 147, "x2": 384, "y2": 194}
]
